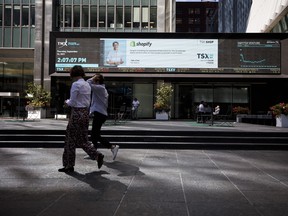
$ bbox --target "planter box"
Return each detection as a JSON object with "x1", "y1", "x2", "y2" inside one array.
[
  {"x1": 276, "y1": 114, "x2": 288, "y2": 128},
  {"x1": 156, "y1": 111, "x2": 169, "y2": 120},
  {"x1": 27, "y1": 108, "x2": 41, "y2": 120},
  {"x1": 25, "y1": 107, "x2": 49, "y2": 120}
]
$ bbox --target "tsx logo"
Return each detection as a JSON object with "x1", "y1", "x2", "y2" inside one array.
[
  {"x1": 197, "y1": 53, "x2": 214, "y2": 59},
  {"x1": 130, "y1": 41, "x2": 152, "y2": 47},
  {"x1": 57, "y1": 39, "x2": 80, "y2": 48},
  {"x1": 200, "y1": 40, "x2": 215, "y2": 44}
]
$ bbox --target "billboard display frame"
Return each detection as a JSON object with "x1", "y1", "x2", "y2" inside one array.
[{"x1": 49, "y1": 32, "x2": 288, "y2": 75}]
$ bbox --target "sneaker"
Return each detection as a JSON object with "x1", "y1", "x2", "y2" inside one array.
[
  {"x1": 84, "y1": 155, "x2": 92, "y2": 160},
  {"x1": 111, "y1": 145, "x2": 119, "y2": 160},
  {"x1": 58, "y1": 167, "x2": 74, "y2": 173},
  {"x1": 97, "y1": 153, "x2": 104, "y2": 169}
]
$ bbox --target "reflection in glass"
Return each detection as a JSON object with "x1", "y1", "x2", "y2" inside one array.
[
  {"x1": 73, "y1": 5, "x2": 80, "y2": 27},
  {"x1": 13, "y1": 5, "x2": 21, "y2": 26},
  {"x1": 4, "y1": 5, "x2": 11, "y2": 26},
  {"x1": 22, "y1": 5, "x2": 29, "y2": 26},
  {"x1": 82, "y1": 6, "x2": 89, "y2": 27},
  {"x1": 90, "y1": 6, "x2": 97, "y2": 27}
]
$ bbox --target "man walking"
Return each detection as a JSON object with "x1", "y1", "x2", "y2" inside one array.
[{"x1": 87, "y1": 74, "x2": 119, "y2": 160}]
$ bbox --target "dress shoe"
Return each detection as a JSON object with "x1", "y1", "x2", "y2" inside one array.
[{"x1": 58, "y1": 167, "x2": 74, "y2": 173}]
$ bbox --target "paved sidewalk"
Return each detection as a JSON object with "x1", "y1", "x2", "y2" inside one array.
[
  {"x1": 1, "y1": 118, "x2": 288, "y2": 133},
  {"x1": 1, "y1": 148, "x2": 288, "y2": 216}
]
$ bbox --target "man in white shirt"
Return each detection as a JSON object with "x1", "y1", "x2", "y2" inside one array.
[
  {"x1": 132, "y1": 98, "x2": 140, "y2": 120},
  {"x1": 58, "y1": 65, "x2": 104, "y2": 173},
  {"x1": 106, "y1": 41, "x2": 124, "y2": 66},
  {"x1": 87, "y1": 74, "x2": 119, "y2": 160}
]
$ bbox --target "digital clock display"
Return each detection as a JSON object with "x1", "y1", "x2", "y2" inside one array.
[{"x1": 57, "y1": 57, "x2": 87, "y2": 63}]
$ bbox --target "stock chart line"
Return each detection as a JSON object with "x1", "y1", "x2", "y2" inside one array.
[{"x1": 240, "y1": 53, "x2": 266, "y2": 64}]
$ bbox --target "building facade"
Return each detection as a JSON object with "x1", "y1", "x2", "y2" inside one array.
[
  {"x1": 176, "y1": 1, "x2": 218, "y2": 32},
  {"x1": 246, "y1": 0, "x2": 288, "y2": 33},
  {"x1": 218, "y1": 0, "x2": 252, "y2": 33},
  {"x1": 0, "y1": 0, "x2": 288, "y2": 122}
]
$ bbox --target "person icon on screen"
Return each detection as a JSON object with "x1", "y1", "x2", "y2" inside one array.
[{"x1": 106, "y1": 41, "x2": 124, "y2": 66}]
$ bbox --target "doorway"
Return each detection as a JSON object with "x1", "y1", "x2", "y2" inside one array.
[{"x1": 0, "y1": 92, "x2": 20, "y2": 118}]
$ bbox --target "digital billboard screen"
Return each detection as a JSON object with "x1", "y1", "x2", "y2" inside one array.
[{"x1": 51, "y1": 33, "x2": 282, "y2": 74}]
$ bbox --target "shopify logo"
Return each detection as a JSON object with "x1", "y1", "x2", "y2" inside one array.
[{"x1": 130, "y1": 41, "x2": 152, "y2": 47}]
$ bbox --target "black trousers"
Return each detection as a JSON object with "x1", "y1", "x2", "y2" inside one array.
[{"x1": 91, "y1": 111, "x2": 112, "y2": 149}]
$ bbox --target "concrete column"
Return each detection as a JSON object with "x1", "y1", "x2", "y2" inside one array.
[
  {"x1": 34, "y1": 0, "x2": 53, "y2": 91},
  {"x1": 157, "y1": 0, "x2": 176, "y2": 32}
]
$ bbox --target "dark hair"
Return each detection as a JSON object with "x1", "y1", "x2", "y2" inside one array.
[
  {"x1": 112, "y1": 41, "x2": 119, "y2": 46},
  {"x1": 70, "y1": 65, "x2": 85, "y2": 78},
  {"x1": 93, "y1": 74, "x2": 104, "y2": 84}
]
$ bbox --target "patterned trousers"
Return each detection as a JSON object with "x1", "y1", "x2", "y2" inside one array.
[{"x1": 62, "y1": 107, "x2": 99, "y2": 168}]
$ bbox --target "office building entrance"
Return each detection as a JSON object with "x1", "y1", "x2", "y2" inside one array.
[{"x1": 0, "y1": 92, "x2": 20, "y2": 118}]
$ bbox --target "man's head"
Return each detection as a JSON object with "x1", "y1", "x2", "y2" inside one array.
[
  {"x1": 112, "y1": 41, "x2": 119, "y2": 50},
  {"x1": 93, "y1": 74, "x2": 104, "y2": 84},
  {"x1": 70, "y1": 65, "x2": 85, "y2": 78}
]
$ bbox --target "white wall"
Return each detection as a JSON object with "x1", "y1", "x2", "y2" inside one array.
[{"x1": 246, "y1": 0, "x2": 288, "y2": 32}]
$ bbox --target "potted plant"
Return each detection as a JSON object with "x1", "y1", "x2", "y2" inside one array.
[
  {"x1": 154, "y1": 83, "x2": 173, "y2": 120},
  {"x1": 270, "y1": 102, "x2": 288, "y2": 127},
  {"x1": 232, "y1": 106, "x2": 249, "y2": 115},
  {"x1": 25, "y1": 82, "x2": 51, "y2": 119}
]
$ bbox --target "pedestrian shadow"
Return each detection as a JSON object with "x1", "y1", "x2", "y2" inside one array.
[
  {"x1": 67, "y1": 170, "x2": 126, "y2": 191},
  {"x1": 105, "y1": 161, "x2": 145, "y2": 177}
]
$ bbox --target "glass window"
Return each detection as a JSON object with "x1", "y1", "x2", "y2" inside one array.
[
  {"x1": 58, "y1": 5, "x2": 63, "y2": 28},
  {"x1": 134, "y1": 0, "x2": 140, "y2": 6},
  {"x1": 4, "y1": 5, "x2": 12, "y2": 26},
  {"x1": 133, "y1": 7, "x2": 140, "y2": 28},
  {"x1": 13, "y1": 5, "x2": 21, "y2": 26},
  {"x1": 73, "y1": 5, "x2": 80, "y2": 27},
  {"x1": 124, "y1": 6, "x2": 131, "y2": 28},
  {"x1": 13, "y1": 28, "x2": 20, "y2": 47},
  {"x1": 195, "y1": 8, "x2": 201, "y2": 14},
  {"x1": 108, "y1": 0, "x2": 115, "y2": 5},
  {"x1": 3, "y1": 63, "x2": 22, "y2": 92},
  {"x1": 150, "y1": 7, "x2": 156, "y2": 29},
  {"x1": 90, "y1": 6, "x2": 97, "y2": 27},
  {"x1": 151, "y1": 0, "x2": 157, "y2": 6},
  {"x1": 0, "y1": 5, "x2": 2, "y2": 26},
  {"x1": 214, "y1": 87, "x2": 232, "y2": 103},
  {"x1": 31, "y1": 6, "x2": 35, "y2": 26},
  {"x1": 23, "y1": 63, "x2": 34, "y2": 84},
  {"x1": 142, "y1": 7, "x2": 148, "y2": 28},
  {"x1": 142, "y1": 0, "x2": 149, "y2": 6},
  {"x1": 233, "y1": 87, "x2": 248, "y2": 103},
  {"x1": 0, "y1": 28, "x2": 2, "y2": 46},
  {"x1": 82, "y1": 6, "x2": 89, "y2": 27},
  {"x1": 4, "y1": 27, "x2": 11, "y2": 47},
  {"x1": 65, "y1": 5, "x2": 72, "y2": 27},
  {"x1": 30, "y1": 28, "x2": 34, "y2": 47},
  {"x1": 117, "y1": 0, "x2": 123, "y2": 6},
  {"x1": 108, "y1": 5, "x2": 114, "y2": 28},
  {"x1": 194, "y1": 87, "x2": 213, "y2": 103},
  {"x1": 99, "y1": 6, "x2": 106, "y2": 27},
  {"x1": 22, "y1": 27, "x2": 29, "y2": 47},
  {"x1": 142, "y1": 7, "x2": 148, "y2": 22},
  {"x1": 99, "y1": 0, "x2": 106, "y2": 6},
  {"x1": 83, "y1": 0, "x2": 89, "y2": 4},
  {"x1": 73, "y1": 0, "x2": 81, "y2": 4},
  {"x1": 116, "y1": 6, "x2": 123, "y2": 28},
  {"x1": 125, "y1": 0, "x2": 132, "y2": 6},
  {"x1": 91, "y1": 0, "x2": 97, "y2": 4},
  {"x1": 22, "y1": 5, "x2": 29, "y2": 26}
]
